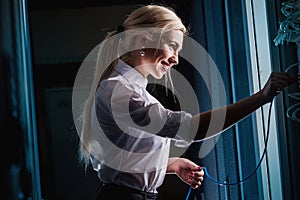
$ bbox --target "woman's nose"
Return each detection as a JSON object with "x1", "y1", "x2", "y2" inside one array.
[{"x1": 169, "y1": 55, "x2": 179, "y2": 65}]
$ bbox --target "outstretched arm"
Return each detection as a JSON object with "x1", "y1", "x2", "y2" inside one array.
[{"x1": 191, "y1": 72, "x2": 297, "y2": 140}]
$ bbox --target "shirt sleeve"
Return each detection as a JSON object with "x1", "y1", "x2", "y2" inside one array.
[
  {"x1": 110, "y1": 83, "x2": 193, "y2": 142},
  {"x1": 97, "y1": 79, "x2": 193, "y2": 148}
]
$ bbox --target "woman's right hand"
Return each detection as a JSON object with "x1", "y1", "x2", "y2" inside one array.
[{"x1": 168, "y1": 157, "x2": 204, "y2": 189}]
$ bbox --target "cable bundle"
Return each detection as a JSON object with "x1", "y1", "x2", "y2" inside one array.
[
  {"x1": 274, "y1": 0, "x2": 300, "y2": 46},
  {"x1": 285, "y1": 61, "x2": 300, "y2": 122}
]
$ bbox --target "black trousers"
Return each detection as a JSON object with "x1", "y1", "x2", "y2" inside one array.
[{"x1": 96, "y1": 183, "x2": 158, "y2": 200}]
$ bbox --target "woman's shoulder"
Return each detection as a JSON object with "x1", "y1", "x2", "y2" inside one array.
[
  {"x1": 97, "y1": 75, "x2": 136, "y2": 99},
  {"x1": 99, "y1": 74, "x2": 132, "y2": 91}
]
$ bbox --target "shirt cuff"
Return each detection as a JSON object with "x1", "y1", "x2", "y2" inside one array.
[{"x1": 173, "y1": 112, "x2": 193, "y2": 148}]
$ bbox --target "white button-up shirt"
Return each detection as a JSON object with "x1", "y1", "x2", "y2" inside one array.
[{"x1": 90, "y1": 59, "x2": 192, "y2": 193}]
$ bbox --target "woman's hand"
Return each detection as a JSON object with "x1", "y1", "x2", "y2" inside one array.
[
  {"x1": 259, "y1": 72, "x2": 297, "y2": 103},
  {"x1": 167, "y1": 157, "x2": 204, "y2": 189}
]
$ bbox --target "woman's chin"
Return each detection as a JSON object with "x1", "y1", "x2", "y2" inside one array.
[{"x1": 151, "y1": 73, "x2": 165, "y2": 80}]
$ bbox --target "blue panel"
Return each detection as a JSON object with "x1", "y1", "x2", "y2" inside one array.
[{"x1": 185, "y1": 0, "x2": 263, "y2": 199}]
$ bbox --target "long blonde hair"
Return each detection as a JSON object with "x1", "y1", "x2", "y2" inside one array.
[{"x1": 78, "y1": 4, "x2": 187, "y2": 167}]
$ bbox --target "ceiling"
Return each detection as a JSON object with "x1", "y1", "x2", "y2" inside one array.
[{"x1": 27, "y1": 0, "x2": 187, "y2": 10}]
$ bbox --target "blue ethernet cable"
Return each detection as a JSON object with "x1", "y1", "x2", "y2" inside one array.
[{"x1": 185, "y1": 100, "x2": 273, "y2": 200}]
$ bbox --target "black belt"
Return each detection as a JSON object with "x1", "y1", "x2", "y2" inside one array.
[{"x1": 97, "y1": 182, "x2": 158, "y2": 200}]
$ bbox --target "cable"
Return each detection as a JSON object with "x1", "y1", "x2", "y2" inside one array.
[
  {"x1": 185, "y1": 100, "x2": 273, "y2": 199},
  {"x1": 185, "y1": 186, "x2": 192, "y2": 200},
  {"x1": 284, "y1": 61, "x2": 300, "y2": 122},
  {"x1": 286, "y1": 103, "x2": 300, "y2": 122},
  {"x1": 274, "y1": 2, "x2": 300, "y2": 46}
]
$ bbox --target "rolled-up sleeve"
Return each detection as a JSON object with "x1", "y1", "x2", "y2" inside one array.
[
  {"x1": 104, "y1": 79, "x2": 193, "y2": 146},
  {"x1": 128, "y1": 90, "x2": 192, "y2": 142}
]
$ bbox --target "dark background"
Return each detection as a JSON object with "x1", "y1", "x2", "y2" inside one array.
[{"x1": 1, "y1": 0, "x2": 299, "y2": 199}]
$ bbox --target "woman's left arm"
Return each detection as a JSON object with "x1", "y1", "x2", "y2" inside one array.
[{"x1": 191, "y1": 72, "x2": 297, "y2": 140}]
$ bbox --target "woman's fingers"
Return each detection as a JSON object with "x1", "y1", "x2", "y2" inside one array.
[
  {"x1": 189, "y1": 169, "x2": 204, "y2": 189},
  {"x1": 270, "y1": 72, "x2": 297, "y2": 88},
  {"x1": 277, "y1": 72, "x2": 297, "y2": 84},
  {"x1": 193, "y1": 169, "x2": 204, "y2": 178},
  {"x1": 191, "y1": 179, "x2": 203, "y2": 189},
  {"x1": 260, "y1": 72, "x2": 297, "y2": 102}
]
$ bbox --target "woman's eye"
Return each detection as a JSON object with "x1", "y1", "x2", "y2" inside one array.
[{"x1": 169, "y1": 43, "x2": 177, "y2": 51}]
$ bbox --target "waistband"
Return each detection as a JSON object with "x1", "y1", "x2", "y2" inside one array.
[{"x1": 99, "y1": 182, "x2": 158, "y2": 200}]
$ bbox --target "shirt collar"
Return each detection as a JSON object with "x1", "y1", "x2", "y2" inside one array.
[{"x1": 115, "y1": 59, "x2": 148, "y2": 89}]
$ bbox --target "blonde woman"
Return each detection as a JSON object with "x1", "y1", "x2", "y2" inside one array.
[{"x1": 77, "y1": 4, "x2": 296, "y2": 200}]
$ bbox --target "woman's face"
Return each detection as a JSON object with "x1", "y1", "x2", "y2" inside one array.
[{"x1": 137, "y1": 30, "x2": 183, "y2": 79}]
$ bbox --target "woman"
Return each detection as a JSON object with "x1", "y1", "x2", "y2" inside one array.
[{"x1": 77, "y1": 4, "x2": 296, "y2": 200}]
